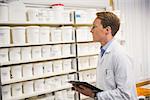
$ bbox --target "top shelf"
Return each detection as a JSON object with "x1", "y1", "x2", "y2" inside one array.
[{"x1": 0, "y1": 22, "x2": 92, "y2": 26}]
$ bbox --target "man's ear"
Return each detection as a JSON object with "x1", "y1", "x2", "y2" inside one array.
[{"x1": 105, "y1": 26, "x2": 111, "y2": 35}]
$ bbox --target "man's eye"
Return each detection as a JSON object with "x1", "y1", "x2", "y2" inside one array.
[{"x1": 92, "y1": 26, "x2": 96, "y2": 29}]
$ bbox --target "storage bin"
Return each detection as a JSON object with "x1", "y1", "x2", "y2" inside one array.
[
  {"x1": 23, "y1": 81, "x2": 34, "y2": 94},
  {"x1": 8, "y1": 0, "x2": 26, "y2": 21},
  {"x1": 43, "y1": 62, "x2": 52, "y2": 74},
  {"x1": 41, "y1": 45, "x2": 51, "y2": 58},
  {"x1": 51, "y1": 3, "x2": 64, "y2": 23},
  {"x1": 53, "y1": 60, "x2": 62, "y2": 73},
  {"x1": 2, "y1": 85, "x2": 11, "y2": 100},
  {"x1": 9, "y1": 48, "x2": 21, "y2": 61},
  {"x1": 31, "y1": 46, "x2": 41, "y2": 59},
  {"x1": 63, "y1": 59, "x2": 72, "y2": 71},
  {"x1": 89, "y1": 56, "x2": 98, "y2": 67},
  {"x1": 62, "y1": 26, "x2": 73, "y2": 42},
  {"x1": 0, "y1": 3, "x2": 8, "y2": 21},
  {"x1": 62, "y1": 44, "x2": 71, "y2": 56},
  {"x1": 77, "y1": 43, "x2": 89, "y2": 55},
  {"x1": 51, "y1": 28, "x2": 62, "y2": 42},
  {"x1": 27, "y1": 8, "x2": 39, "y2": 22},
  {"x1": 51, "y1": 45, "x2": 62, "y2": 57},
  {"x1": 0, "y1": 48, "x2": 9, "y2": 62},
  {"x1": 78, "y1": 57, "x2": 89, "y2": 70},
  {"x1": 12, "y1": 83, "x2": 22, "y2": 97},
  {"x1": 26, "y1": 26, "x2": 40, "y2": 43},
  {"x1": 22, "y1": 64, "x2": 33, "y2": 78},
  {"x1": 11, "y1": 27, "x2": 26, "y2": 44},
  {"x1": 34, "y1": 79, "x2": 44, "y2": 92},
  {"x1": 33, "y1": 63, "x2": 43, "y2": 76},
  {"x1": 21, "y1": 47, "x2": 31, "y2": 61},
  {"x1": 11, "y1": 65, "x2": 22, "y2": 79},
  {"x1": 39, "y1": 27, "x2": 50, "y2": 43},
  {"x1": 0, "y1": 67, "x2": 11, "y2": 83},
  {"x1": 0, "y1": 27, "x2": 10, "y2": 45}
]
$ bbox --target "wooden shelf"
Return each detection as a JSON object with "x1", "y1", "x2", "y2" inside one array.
[
  {"x1": 7, "y1": 85, "x2": 72, "y2": 100},
  {"x1": 0, "y1": 41, "x2": 75, "y2": 48},
  {"x1": 0, "y1": 54, "x2": 75, "y2": 66},
  {"x1": 1, "y1": 70, "x2": 76, "y2": 85}
]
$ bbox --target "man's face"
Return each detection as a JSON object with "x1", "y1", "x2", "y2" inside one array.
[{"x1": 90, "y1": 18, "x2": 107, "y2": 42}]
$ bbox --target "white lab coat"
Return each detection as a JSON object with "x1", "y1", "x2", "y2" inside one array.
[{"x1": 96, "y1": 40, "x2": 137, "y2": 100}]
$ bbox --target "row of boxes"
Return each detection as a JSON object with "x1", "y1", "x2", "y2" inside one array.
[
  {"x1": 27, "y1": 89, "x2": 75, "y2": 100},
  {"x1": 78, "y1": 56, "x2": 98, "y2": 70},
  {"x1": 0, "y1": 59, "x2": 76, "y2": 83},
  {"x1": 77, "y1": 42, "x2": 100, "y2": 55},
  {"x1": 0, "y1": 44, "x2": 74, "y2": 63},
  {"x1": 0, "y1": 2, "x2": 96, "y2": 24},
  {"x1": 2, "y1": 74, "x2": 77, "y2": 100},
  {"x1": 0, "y1": 26, "x2": 74, "y2": 45}
]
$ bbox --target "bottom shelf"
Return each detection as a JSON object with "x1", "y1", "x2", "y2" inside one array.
[{"x1": 7, "y1": 85, "x2": 72, "y2": 100}]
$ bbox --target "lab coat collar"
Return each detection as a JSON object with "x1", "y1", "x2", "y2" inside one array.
[{"x1": 104, "y1": 39, "x2": 118, "y2": 54}]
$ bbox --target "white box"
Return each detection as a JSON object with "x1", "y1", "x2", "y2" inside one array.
[
  {"x1": 51, "y1": 45, "x2": 62, "y2": 57},
  {"x1": 45, "y1": 78, "x2": 53, "y2": 90},
  {"x1": 0, "y1": 48, "x2": 9, "y2": 62},
  {"x1": 1, "y1": 67, "x2": 11, "y2": 83},
  {"x1": 2, "y1": 85, "x2": 11, "y2": 100},
  {"x1": 11, "y1": 27, "x2": 26, "y2": 44},
  {"x1": 0, "y1": 3, "x2": 8, "y2": 21},
  {"x1": 76, "y1": 27, "x2": 89, "y2": 41},
  {"x1": 41, "y1": 45, "x2": 51, "y2": 58},
  {"x1": 78, "y1": 57, "x2": 89, "y2": 70},
  {"x1": 89, "y1": 56, "x2": 98, "y2": 67},
  {"x1": 9, "y1": 47, "x2": 21, "y2": 61},
  {"x1": 74, "y1": 10, "x2": 88, "y2": 24},
  {"x1": 11, "y1": 65, "x2": 22, "y2": 79},
  {"x1": 33, "y1": 63, "x2": 43, "y2": 76},
  {"x1": 63, "y1": 59, "x2": 72, "y2": 71},
  {"x1": 22, "y1": 64, "x2": 33, "y2": 78},
  {"x1": 39, "y1": 27, "x2": 50, "y2": 43},
  {"x1": 61, "y1": 75, "x2": 68, "y2": 87},
  {"x1": 26, "y1": 26, "x2": 40, "y2": 43},
  {"x1": 0, "y1": 27, "x2": 10, "y2": 45},
  {"x1": 43, "y1": 62, "x2": 52, "y2": 74},
  {"x1": 12, "y1": 83, "x2": 22, "y2": 97},
  {"x1": 77, "y1": 43, "x2": 89, "y2": 55},
  {"x1": 23, "y1": 81, "x2": 34, "y2": 94},
  {"x1": 31, "y1": 46, "x2": 41, "y2": 59},
  {"x1": 27, "y1": 8, "x2": 39, "y2": 22},
  {"x1": 62, "y1": 44, "x2": 71, "y2": 56},
  {"x1": 53, "y1": 60, "x2": 62, "y2": 73},
  {"x1": 54, "y1": 76, "x2": 62, "y2": 88},
  {"x1": 21, "y1": 47, "x2": 31, "y2": 61},
  {"x1": 8, "y1": 0, "x2": 26, "y2": 21},
  {"x1": 51, "y1": 28, "x2": 62, "y2": 42},
  {"x1": 62, "y1": 27, "x2": 73, "y2": 41},
  {"x1": 34, "y1": 79, "x2": 44, "y2": 92}
]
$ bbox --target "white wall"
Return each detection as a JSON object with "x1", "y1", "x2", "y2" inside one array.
[{"x1": 115, "y1": 0, "x2": 150, "y2": 82}]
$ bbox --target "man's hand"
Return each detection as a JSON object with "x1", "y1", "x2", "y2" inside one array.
[{"x1": 73, "y1": 84, "x2": 95, "y2": 98}]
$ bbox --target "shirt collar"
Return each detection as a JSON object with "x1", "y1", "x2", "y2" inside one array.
[{"x1": 101, "y1": 39, "x2": 113, "y2": 51}]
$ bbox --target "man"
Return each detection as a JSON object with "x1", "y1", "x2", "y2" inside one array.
[{"x1": 73, "y1": 12, "x2": 137, "y2": 100}]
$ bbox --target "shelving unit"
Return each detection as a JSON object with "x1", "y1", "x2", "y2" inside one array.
[{"x1": 0, "y1": 2, "x2": 106, "y2": 100}]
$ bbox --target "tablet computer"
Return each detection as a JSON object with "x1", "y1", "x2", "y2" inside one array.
[{"x1": 68, "y1": 81, "x2": 103, "y2": 93}]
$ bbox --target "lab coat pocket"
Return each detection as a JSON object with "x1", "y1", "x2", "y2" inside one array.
[
  {"x1": 105, "y1": 69, "x2": 114, "y2": 80},
  {"x1": 105, "y1": 69, "x2": 115, "y2": 88}
]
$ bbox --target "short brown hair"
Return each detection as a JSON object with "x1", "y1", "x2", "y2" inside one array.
[{"x1": 96, "y1": 12, "x2": 120, "y2": 36}]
